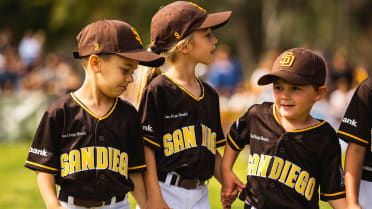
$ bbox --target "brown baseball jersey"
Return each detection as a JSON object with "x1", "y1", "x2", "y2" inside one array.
[
  {"x1": 138, "y1": 74, "x2": 225, "y2": 180},
  {"x1": 338, "y1": 77, "x2": 372, "y2": 181},
  {"x1": 227, "y1": 102, "x2": 345, "y2": 209},
  {"x1": 24, "y1": 93, "x2": 146, "y2": 201}
]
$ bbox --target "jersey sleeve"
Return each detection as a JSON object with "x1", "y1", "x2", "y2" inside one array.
[
  {"x1": 127, "y1": 113, "x2": 146, "y2": 173},
  {"x1": 24, "y1": 111, "x2": 61, "y2": 174},
  {"x1": 319, "y1": 132, "x2": 346, "y2": 201},
  {"x1": 227, "y1": 109, "x2": 251, "y2": 151},
  {"x1": 338, "y1": 79, "x2": 372, "y2": 147},
  {"x1": 138, "y1": 86, "x2": 163, "y2": 150},
  {"x1": 215, "y1": 96, "x2": 226, "y2": 148}
]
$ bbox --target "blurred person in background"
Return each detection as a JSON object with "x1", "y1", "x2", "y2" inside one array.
[
  {"x1": 206, "y1": 44, "x2": 242, "y2": 97},
  {"x1": 250, "y1": 49, "x2": 279, "y2": 104}
]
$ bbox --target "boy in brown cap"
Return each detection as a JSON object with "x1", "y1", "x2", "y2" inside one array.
[
  {"x1": 135, "y1": 1, "x2": 231, "y2": 209},
  {"x1": 221, "y1": 48, "x2": 346, "y2": 209},
  {"x1": 24, "y1": 19, "x2": 164, "y2": 209}
]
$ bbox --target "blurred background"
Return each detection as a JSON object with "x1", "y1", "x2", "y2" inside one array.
[{"x1": 0, "y1": 0, "x2": 370, "y2": 208}]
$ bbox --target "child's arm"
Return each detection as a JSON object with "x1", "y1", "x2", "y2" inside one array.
[
  {"x1": 328, "y1": 198, "x2": 347, "y2": 209},
  {"x1": 344, "y1": 142, "x2": 366, "y2": 209},
  {"x1": 221, "y1": 143, "x2": 245, "y2": 209},
  {"x1": 130, "y1": 172, "x2": 147, "y2": 209},
  {"x1": 142, "y1": 145, "x2": 172, "y2": 209},
  {"x1": 36, "y1": 171, "x2": 66, "y2": 209},
  {"x1": 214, "y1": 150, "x2": 223, "y2": 183}
]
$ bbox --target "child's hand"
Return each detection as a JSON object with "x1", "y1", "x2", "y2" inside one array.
[
  {"x1": 221, "y1": 188, "x2": 239, "y2": 209},
  {"x1": 144, "y1": 197, "x2": 172, "y2": 209},
  {"x1": 221, "y1": 170, "x2": 245, "y2": 209}
]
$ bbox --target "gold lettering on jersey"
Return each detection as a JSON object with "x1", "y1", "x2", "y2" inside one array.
[
  {"x1": 305, "y1": 177, "x2": 316, "y2": 200},
  {"x1": 268, "y1": 156, "x2": 284, "y2": 179},
  {"x1": 60, "y1": 153, "x2": 69, "y2": 177},
  {"x1": 163, "y1": 134, "x2": 173, "y2": 156},
  {"x1": 173, "y1": 129, "x2": 185, "y2": 152},
  {"x1": 285, "y1": 163, "x2": 301, "y2": 188},
  {"x1": 163, "y1": 125, "x2": 197, "y2": 157},
  {"x1": 60, "y1": 146, "x2": 129, "y2": 178},
  {"x1": 279, "y1": 52, "x2": 295, "y2": 67},
  {"x1": 96, "y1": 147, "x2": 108, "y2": 169},
  {"x1": 81, "y1": 147, "x2": 94, "y2": 171},
  {"x1": 295, "y1": 171, "x2": 310, "y2": 195},
  {"x1": 69, "y1": 150, "x2": 81, "y2": 174},
  {"x1": 278, "y1": 160, "x2": 291, "y2": 183},
  {"x1": 256, "y1": 154, "x2": 272, "y2": 177},
  {"x1": 183, "y1": 126, "x2": 197, "y2": 148},
  {"x1": 248, "y1": 154, "x2": 317, "y2": 201},
  {"x1": 201, "y1": 124, "x2": 216, "y2": 154},
  {"x1": 247, "y1": 153, "x2": 260, "y2": 176},
  {"x1": 163, "y1": 124, "x2": 217, "y2": 157}
]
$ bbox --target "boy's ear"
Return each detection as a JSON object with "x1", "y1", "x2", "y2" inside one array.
[
  {"x1": 88, "y1": 55, "x2": 101, "y2": 73},
  {"x1": 315, "y1": 86, "x2": 327, "y2": 101}
]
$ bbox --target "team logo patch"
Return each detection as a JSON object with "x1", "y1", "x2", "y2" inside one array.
[
  {"x1": 279, "y1": 52, "x2": 295, "y2": 67},
  {"x1": 189, "y1": 2, "x2": 206, "y2": 12},
  {"x1": 131, "y1": 27, "x2": 143, "y2": 46}
]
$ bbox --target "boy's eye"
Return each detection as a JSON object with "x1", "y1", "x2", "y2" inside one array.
[
  {"x1": 121, "y1": 68, "x2": 131, "y2": 73},
  {"x1": 291, "y1": 86, "x2": 302, "y2": 91},
  {"x1": 273, "y1": 85, "x2": 282, "y2": 91}
]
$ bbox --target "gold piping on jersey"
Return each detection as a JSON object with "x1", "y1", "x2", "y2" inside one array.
[
  {"x1": 320, "y1": 191, "x2": 346, "y2": 197},
  {"x1": 25, "y1": 160, "x2": 59, "y2": 171},
  {"x1": 128, "y1": 164, "x2": 147, "y2": 170},
  {"x1": 70, "y1": 93, "x2": 118, "y2": 120},
  {"x1": 337, "y1": 130, "x2": 369, "y2": 144},
  {"x1": 227, "y1": 133, "x2": 242, "y2": 151},
  {"x1": 143, "y1": 136, "x2": 161, "y2": 148},
  {"x1": 289, "y1": 121, "x2": 326, "y2": 133},
  {"x1": 272, "y1": 104, "x2": 327, "y2": 132},
  {"x1": 164, "y1": 74, "x2": 205, "y2": 101}
]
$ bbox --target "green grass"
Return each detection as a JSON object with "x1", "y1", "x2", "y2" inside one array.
[{"x1": 0, "y1": 142, "x2": 333, "y2": 209}]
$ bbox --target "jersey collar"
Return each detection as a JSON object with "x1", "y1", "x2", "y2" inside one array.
[
  {"x1": 272, "y1": 104, "x2": 326, "y2": 133},
  {"x1": 164, "y1": 74, "x2": 205, "y2": 101},
  {"x1": 70, "y1": 92, "x2": 118, "y2": 120}
]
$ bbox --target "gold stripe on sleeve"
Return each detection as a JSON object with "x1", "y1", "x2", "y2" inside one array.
[
  {"x1": 128, "y1": 164, "x2": 147, "y2": 170},
  {"x1": 25, "y1": 161, "x2": 59, "y2": 172},
  {"x1": 227, "y1": 133, "x2": 242, "y2": 151},
  {"x1": 338, "y1": 131, "x2": 369, "y2": 144},
  {"x1": 216, "y1": 139, "x2": 226, "y2": 144},
  {"x1": 320, "y1": 191, "x2": 346, "y2": 197},
  {"x1": 143, "y1": 137, "x2": 161, "y2": 148}
]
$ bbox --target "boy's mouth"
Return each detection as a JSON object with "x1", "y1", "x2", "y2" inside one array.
[{"x1": 281, "y1": 104, "x2": 295, "y2": 109}]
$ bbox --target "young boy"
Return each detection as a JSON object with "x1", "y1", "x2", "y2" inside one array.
[
  {"x1": 221, "y1": 48, "x2": 346, "y2": 209},
  {"x1": 338, "y1": 76, "x2": 372, "y2": 209},
  {"x1": 24, "y1": 19, "x2": 164, "y2": 209}
]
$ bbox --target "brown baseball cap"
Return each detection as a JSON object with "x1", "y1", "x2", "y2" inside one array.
[
  {"x1": 150, "y1": 1, "x2": 232, "y2": 52},
  {"x1": 73, "y1": 19, "x2": 165, "y2": 67},
  {"x1": 258, "y1": 48, "x2": 327, "y2": 86}
]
